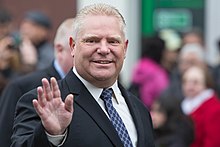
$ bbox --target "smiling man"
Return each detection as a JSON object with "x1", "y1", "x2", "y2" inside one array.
[{"x1": 11, "y1": 4, "x2": 155, "y2": 147}]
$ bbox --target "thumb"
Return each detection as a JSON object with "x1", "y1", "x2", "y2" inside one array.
[{"x1": 65, "y1": 94, "x2": 74, "y2": 113}]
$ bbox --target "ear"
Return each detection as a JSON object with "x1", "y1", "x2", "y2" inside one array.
[
  {"x1": 69, "y1": 37, "x2": 75, "y2": 57},
  {"x1": 124, "y1": 40, "x2": 128, "y2": 58}
]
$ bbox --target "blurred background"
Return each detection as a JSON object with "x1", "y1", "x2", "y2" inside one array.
[{"x1": 0, "y1": 0, "x2": 219, "y2": 87}]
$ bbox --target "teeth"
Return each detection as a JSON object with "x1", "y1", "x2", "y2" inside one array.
[
  {"x1": 95, "y1": 60, "x2": 111, "y2": 64},
  {"x1": 99, "y1": 61, "x2": 110, "y2": 64}
]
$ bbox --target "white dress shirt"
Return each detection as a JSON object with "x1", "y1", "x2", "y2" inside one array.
[{"x1": 73, "y1": 67, "x2": 137, "y2": 146}]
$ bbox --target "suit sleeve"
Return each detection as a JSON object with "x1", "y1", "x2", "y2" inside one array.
[
  {"x1": 0, "y1": 81, "x2": 24, "y2": 146},
  {"x1": 10, "y1": 90, "x2": 52, "y2": 147}
]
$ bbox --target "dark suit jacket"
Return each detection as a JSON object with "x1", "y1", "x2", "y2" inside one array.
[
  {"x1": 11, "y1": 70, "x2": 155, "y2": 147},
  {"x1": 0, "y1": 64, "x2": 61, "y2": 147}
]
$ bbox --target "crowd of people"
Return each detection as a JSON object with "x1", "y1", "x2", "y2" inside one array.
[
  {"x1": 1, "y1": 3, "x2": 220, "y2": 147},
  {"x1": 0, "y1": 9, "x2": 54, "y2": 96},
  {"x1": 129, "y1": 28, "x2": 220, "y2": 147}
]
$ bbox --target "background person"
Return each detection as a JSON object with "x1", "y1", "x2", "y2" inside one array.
[
  {"x1": 151, "y1": 96, "x2": 194, "y2": 147},
  {"x1": 161, "y1": 43, "x2": 208, "y2": 101},
  {"x1": 129, "y1": 36, "x2": 169, "y2": 109},
  {"x1": 181, "y1": 65, "x2": 220, "y2": 147},
  {"x1": 0, "y1": 8, "x2": 22, "y2": 95},
  {"x1": 0, "y1": 18, "x2": 74, "y2": 147},
  {"x1": 159, "y1": 29, "x2": 182, "y2": 76},
  {"x1": 19, "y1": 10, "x2": 54, "y2": 72}
]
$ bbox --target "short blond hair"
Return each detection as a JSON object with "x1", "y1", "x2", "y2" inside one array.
[
  {"x1": 54, "y1": 18, "x2": 75, "y2": 46},
  {"x1": 73, "y1": 3, "x2": 126, "y2": 40}
]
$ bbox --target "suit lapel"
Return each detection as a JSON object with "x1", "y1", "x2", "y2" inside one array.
[
  {"x1": 63, "y1": 71, "x2": 123, "y2": 146},
  {"x1": 119, "y1": 84, "x2": 145, "y2": 147}
]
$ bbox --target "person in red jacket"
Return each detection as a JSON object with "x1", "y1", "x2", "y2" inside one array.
[{"x1": 181, "y1": 65, "x2": 220, "y2": 147}]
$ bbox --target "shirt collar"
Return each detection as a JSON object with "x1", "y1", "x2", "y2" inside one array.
[
  {"x1": 53, "y1": 60, "x2": 65, "y2": 79},
  {"x1": 72, "y1": 67, "x2": 120, "y2": 104}
]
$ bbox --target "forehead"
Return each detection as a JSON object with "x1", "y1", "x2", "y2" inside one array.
[
  {"x1": 83, "y1": 14, "x2": 119, "y2": 24},
  {"x1": 79, "y1": 15, "x2": 123, "y2": 37},
  {"x1": 181, "y1": 52, "x2": 199, "y2": 60},
  {"x1": 183, "y1": 67, "x2": 204, "y2": 81}
]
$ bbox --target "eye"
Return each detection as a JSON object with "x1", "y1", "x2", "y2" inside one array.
[
  {"x1": 82, "y1": 37, "x2": 100, "y2": 44},
  {"x1": 108, "y1": 39, "x2": 120, "y2": 46}
]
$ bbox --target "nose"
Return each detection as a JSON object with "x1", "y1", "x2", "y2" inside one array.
[{"x1": 97, "y1": 40, "x2": 110, "y2": 54}]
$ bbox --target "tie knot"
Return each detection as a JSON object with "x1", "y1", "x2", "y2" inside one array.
[{"x1": 101, "y1": 88, "x2": 113, "y2": 101}]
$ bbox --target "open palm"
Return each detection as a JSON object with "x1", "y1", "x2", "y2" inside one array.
[{"x1": 33, "y1": 77, "x2": 74, "y2": 135}]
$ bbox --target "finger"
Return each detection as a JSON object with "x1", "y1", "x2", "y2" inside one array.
[
  {"x1": 33, "y1": 99, "x2": 44, "y2": 117},
  {"x1": 42, "y1": 78, "x2": 53, "y2": 101},
  {"x1": 50, "y1": 77, "x2": 61, "y2": 98},
  {"x1": 65, "y1": 94, "x2": 74, "y2": 113},
  {"x1": 37, "y1": 86, "x2": 47, "y2": 107}
]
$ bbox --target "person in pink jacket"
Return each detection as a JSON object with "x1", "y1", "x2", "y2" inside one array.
[{"x1": 129, "y1": 36, "x2": 169, "y2": 108}]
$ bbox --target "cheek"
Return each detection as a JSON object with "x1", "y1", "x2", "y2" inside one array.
[
  {"x1": 114, "y1": 49, "x2": 126, "y2": 61},
  {"x1": 74, "y1": 50, "x2": 90, "y2": 68},
  {"x1": 194, "y1": 85, "x2": 205, "y2": 94},
  {"x1": 183, "y1": 83, "x2": 203, "y2": 97},
  {"x1": 66, "y1": 54, "x2": 73, "y2": 66},
  {"x1": 183, "y1": 83, "x2": 193, "y2": 93}
]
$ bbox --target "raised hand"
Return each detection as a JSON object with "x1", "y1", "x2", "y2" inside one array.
[
  {"x1": 33, "y1": 77, "x2": 74, "y2": 135},
  {"x1": 19, "y1": 37, "x2": 37, "y2": 66}
]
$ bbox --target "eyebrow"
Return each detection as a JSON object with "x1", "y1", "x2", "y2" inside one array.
[
  {"x1": 82, "y1": 34, "x2": 122, "y2": 40},
  {"x1": 82, "y1": 34, "x2": 98, "y2": 39},
  {"x1": 109, "y1": 35, "x2": 122, "y2": 41}
]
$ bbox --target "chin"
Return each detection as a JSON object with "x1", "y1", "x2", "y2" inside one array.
[
  {"x1": 93, "y1": 70, "x2": 113, "y2": 77},
  {"x1": 187, "y1": 94, "x2": 197, "y2": 98},
  {"x1": 95, "y1": 74, "x2": 112, "y2": 81}
]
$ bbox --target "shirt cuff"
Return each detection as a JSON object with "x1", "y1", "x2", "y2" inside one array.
[{"x1": 46, "y1": 129, "x2": 67, "y2": 146}]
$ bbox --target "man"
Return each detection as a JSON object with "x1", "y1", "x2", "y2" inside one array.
[
  {"x1": 0, "y1": 8, "x2": 12, "y2": 40},
  {"x1": 0, "y1": 18, "x2": 74, "y2": 147},
  {"x1": 11, "y1": 4, "x2": 155, "y2": 147},
  {"x1": 0, "y1": 8, "x2": 19, "y2": 95},
  {"x1": 19, "y1": 11, "x2": 54, "y2": 72}
]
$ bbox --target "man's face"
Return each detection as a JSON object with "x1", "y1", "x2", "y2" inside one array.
[
  {"x1": 57, "y1": 43, "x2": 73, "y2": 74},
  {"x1": 70, "y1": 15, "x2": 128, "y2": 87},
  {"x1": 20, "y1": 20, "x2": 48, "y2": 45}
]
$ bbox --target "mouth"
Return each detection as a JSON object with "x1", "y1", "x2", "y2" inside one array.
[{"x1": 93, "y1": 60, "x2": 113, "y2": 64}]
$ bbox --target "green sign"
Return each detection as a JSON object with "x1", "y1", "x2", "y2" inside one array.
[
  {"x1": 156, "y1": 0, "x2": 204, "y2": 9},
  {"x1": 154, "y1": 9, "x2": 192, "y2": 31}
]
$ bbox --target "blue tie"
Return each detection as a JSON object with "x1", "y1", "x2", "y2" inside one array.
[{"x1": 101, "y1": 88, "x2": 133, "y2": 147}]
